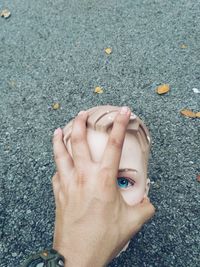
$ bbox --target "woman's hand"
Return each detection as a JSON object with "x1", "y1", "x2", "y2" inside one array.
[{"x1": 52, "y1": 107, "x2": 155, "y2": 267}]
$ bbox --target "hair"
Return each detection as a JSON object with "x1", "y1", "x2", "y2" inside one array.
[{"x1": 62, "y1": 105, "x2": 151, "y2": 166}]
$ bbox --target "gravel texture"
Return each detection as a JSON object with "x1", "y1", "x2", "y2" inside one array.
[{"x1": 0, "y1": 0, "x2": 200, "y2": 266}]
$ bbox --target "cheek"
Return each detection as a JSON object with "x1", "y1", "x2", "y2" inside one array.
[{"x1": 119, "y1": 185, "x2": 146, "y2": 206}]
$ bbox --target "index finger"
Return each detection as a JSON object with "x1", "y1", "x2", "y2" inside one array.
[
  {"x1": 52, "y1": 128, "x2": 74, "y2": 179},
  {"x1": 100, "y1": 107, "x2": 131, "y2": 180}
]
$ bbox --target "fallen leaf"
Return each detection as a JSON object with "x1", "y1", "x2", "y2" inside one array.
[
  {"x1": 180, "y1": 109, "x2": 196, "y2": 118},
  {"x1": 156, "y1": 84, "x2": 170, "y2": 94},
  {"x1": 195, "y1": 112, "x2": 200, "y2": 118},
  {"x1": 180, "y1": 44, "x2": 188, "y2": 49},
  {"x1": 9, "y1": 80, "x2": 16, "y2": 87},
  {"x1": 52, "y1": 103, "x2": 60, "y2": 110},
  {"x1": 196, "y1": 174, "x2": 200, "y2": 182},
  {"x1": 0, "y1": 9, "x2": 11, "y2": 18},
  {"x1": 105, "y1": 48, "x2": 112, "y2": 55},
  {"x1": 94, "y1": 86, "x2": 104, "y2": 94},
  {"x1": 42, "y1": 252, "x2": 48, "y2": 257}
]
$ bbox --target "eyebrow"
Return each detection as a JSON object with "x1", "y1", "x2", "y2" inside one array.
[{"x1": 119, "y1": 168, "x2": 138, "y2": 173}]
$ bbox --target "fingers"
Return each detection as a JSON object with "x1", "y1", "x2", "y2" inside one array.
[
  {"x1": 71, "y1": 111, "x2": 92, "y2": 170},
  {"x1": 126, "y1": 197, "x2": 156, "y2": 236},
  {"x1": 52, "y1": 128, "x2": 74, "y2": 181},
  {"x1": 100, "y1": 107, "x2": 131, "y2": 181},
  {"x1": 52, "y1": 172, "x2": 60, "y2": 202}
]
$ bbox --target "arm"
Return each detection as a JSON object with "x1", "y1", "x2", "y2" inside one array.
[{"x1": 52, "y1": 107, "x2": 155, "y2": 267}]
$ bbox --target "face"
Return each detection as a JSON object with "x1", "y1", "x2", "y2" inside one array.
[{"x1": 66, "y1": 128, "x2": 150, "y2": 206}]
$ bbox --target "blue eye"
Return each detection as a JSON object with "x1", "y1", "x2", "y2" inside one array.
[{"x1": 117, "y1": 177, "x2": 135, "y2": 189}]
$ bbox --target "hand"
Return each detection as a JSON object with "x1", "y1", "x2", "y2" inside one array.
[{"x1": 52, "y1": 107, "x2": 155, "y2": 267}]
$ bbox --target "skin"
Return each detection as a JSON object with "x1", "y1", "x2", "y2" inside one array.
[
  {"x1": 66, "y1": 128, "x2": 150, "y2": 206},
  {"x1": 52, "y1": 107, "x2": 155, "y2": 267}
]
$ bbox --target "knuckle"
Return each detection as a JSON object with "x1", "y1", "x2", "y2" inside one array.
[
  {"x1": 99, "y1": 167, "x2": 115, "y2": 186},
  {"x1": 132, "y1": 215, "x2": 142, "y2": 230},
  {"x1": 115, "y1": 115, "x2": 127, "y2": 124},
  {"x1": 52, "y1": 175, "x2": 60, "y2": 195},
  {"x1": 58, "y1": 191, "x2": 65, "y2": 204},
  {"x1": 77, "y1": 178, "x2": 87, "y2": 186},
  {"x1": 71, "y1": 132, "x2": 82, "y2": 144},
  {"x1": 114, "y1": 117, "x2": 128, "y2": 133},
  {"x1": 52, "y1": 134, "x2": 59, "y2": 144},
  {"x1": 76, "y1": 169, "x2": 87, "y2": 185},
  {"x1": 74, "y1": 115, "x2": 83, "y2": 125},
  {"x1": 150, "y1": 203, "x2": 156, "y2": 214},
  {"x1": 53, "y1": 153, "x2": 61, "y2": 162},
  {"x1": 100, "y1": 166, "x2": 112, "y2": 175},
  {"x1": 108, "y1": 137, "x2": 122, "y2": 150},
  {"x1": 52, "y1": 172, "x2": 58, "y2": 183},
  {"x1": 52, "y1": 174, "x2": 56, "y2": 185},
  {"x1": 71, "y1": 116, "x2": 87, "y2": 144}
]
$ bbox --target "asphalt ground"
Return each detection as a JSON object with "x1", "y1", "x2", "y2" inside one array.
[{"x1": 0, "y1": 0, "x2": 200, "y2": 266}]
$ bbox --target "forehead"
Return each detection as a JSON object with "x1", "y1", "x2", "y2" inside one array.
[
  {"x1": 85, "y1": 128, "x2": 142, "y2": 168},
  {"x1": 65, "y1": 128, "x2": 146, "y2": 182}
]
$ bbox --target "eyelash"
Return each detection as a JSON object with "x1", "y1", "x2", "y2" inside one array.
[
  {"x1": 117, "y1": 176, "x2": 135, "y2": 188},
  {"x1": 118, "y1": 173, "x2": 135, "y2": 183}
]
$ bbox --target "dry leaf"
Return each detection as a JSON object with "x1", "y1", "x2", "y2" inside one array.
[
  {"x1": 105, "y1": 48, "x2": 112, "y2": 55},
  {"x1": 195, "y1": 112, "x2": 200, "y2": 118},
  {"x1": 42, "y1": 252, "x2": 48, "y2": 257},
  {"x1": 180, "y1": 109, "x2": 196, "y2": 118},
  {"x1": 9, "y1": 80, "x2": 16, "y2": 87},
  {"x1": 52, "y1": 103, "x2": 60, "y2": 110},
  {"x1": 94, "y1": 86, "x2": 104, "y2": 94},
  {"x1": 0, "y1": 9, "x2": 11, "y2": 18},
  {"x1": 196, "y1": 175, "x2": 200, "y2": 182},
  {"x1": 180, "y1": 44, "x2": 188, "y2": 49},
  {"x1": 156, "y1": 84, "x2": 170, "y2": 94}
]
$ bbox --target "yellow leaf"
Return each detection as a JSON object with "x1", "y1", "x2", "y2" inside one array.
[
  {"x1": 156, "y1": 84, "x2": 170, "y2": 94},
  {"x1": 52, "y1": 103, "x2": 60, "y2": 110},
  {"x1": 105, "y1": 48, "x2": 112, "y2": 55},
  {"x1": 180, "y1": 44, "x2": 188, "y2": 49},
  {"x1": 0, "y1": 9, "x2": 11, "y2": 18},
  {"x1": 195, "y1": 112, "x2": 200, "y2": 118},
  {"x1": 9, "y1": 80, "x2": 16, "y2": 87},
  {"x1": 94, "y1": 86, "x2": 104, "y2": 94},
  {"x1": 180, "y1": 109, "x2": 196, "y2": 118}
]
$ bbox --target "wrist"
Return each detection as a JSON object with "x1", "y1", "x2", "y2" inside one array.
[{"x1": 54, "y1": 245, "x2": 107, "y2": 267}]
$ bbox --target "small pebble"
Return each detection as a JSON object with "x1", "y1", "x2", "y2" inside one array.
[
  {"x1": 12, "y1": 252, "x2": 18, "y2": 257},
  {"x1": 154, "y1": 182, "x2": 160, "y2": 189},
  {"x1": 192, "y1": 88, "x2": 200, "y2": 94}
]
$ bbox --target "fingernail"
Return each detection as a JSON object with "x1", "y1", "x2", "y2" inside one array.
[
  {"x1": 78, "y1": 110, "x2": 85, "y2": 116},
  {"x1": 120, "y1": 106, "x2": 130, "y2": 115},
  {"x1": 54, "y1": 128, "x2": 61, "y2": 136}
]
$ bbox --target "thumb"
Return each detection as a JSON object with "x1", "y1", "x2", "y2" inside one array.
[
  {"x1": 52, "y1": 172, "x2": 60, "y2": 202},
  {"x1": 125, "y1": 197, "x2": 156, "y2": 237}
]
